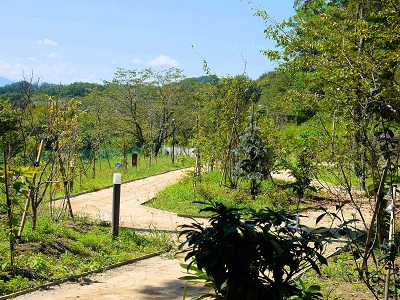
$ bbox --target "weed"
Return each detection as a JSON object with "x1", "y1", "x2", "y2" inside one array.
[{"x1": 28, "y1": 253, "x2": 48, "y2": 273}]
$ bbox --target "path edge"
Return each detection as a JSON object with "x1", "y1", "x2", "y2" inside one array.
[{"x1": 0, "y1": 250, "x2": 169, "y2": 300}]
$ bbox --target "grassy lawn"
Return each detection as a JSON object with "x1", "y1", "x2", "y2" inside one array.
[
  {"x1": 60, "y1": 154, "x2": 193, "y2": 196},
  {"x1": 0, "y1": 156, "x2": 394, "y2": 299}
]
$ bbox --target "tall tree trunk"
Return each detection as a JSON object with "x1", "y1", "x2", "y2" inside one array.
[{"x1": 154, "y1": 123, "x2": 165, "y2": 156}]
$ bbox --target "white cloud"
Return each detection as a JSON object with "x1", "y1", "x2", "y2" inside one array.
[
  {"x1": 48, "y1": 52, "x2": 63, "y2": 59},
  {"x1": 147, "y1": 55, "x2": 180, "y2": 67},
  {"x1": 132, "y1": 58, "x2": 144, "y2": 65},
  {"x1": 0, "y1": 58, "x2": 108, "y2": 84},
  {"x1": 0, "y1": 59, "x2": 76, "y2": 83},
  {"x1": 38, "y1": 38, "x2": 58, "y2": 46},
  {"x1": 0, "y1": 60, "x2": 30, "y2": 80}
]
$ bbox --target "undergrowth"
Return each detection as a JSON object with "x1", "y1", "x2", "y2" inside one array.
[{"x1": 148, "y1": 169, "x2": 383, "y2": 300}]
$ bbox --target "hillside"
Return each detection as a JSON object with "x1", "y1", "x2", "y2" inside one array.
[{"x1": 0, "y1": 76, "x2": 13, "y2": 87}]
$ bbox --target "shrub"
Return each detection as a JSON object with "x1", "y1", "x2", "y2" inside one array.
[{"x1": 180, "y1": 200, "x2": 330, "y2": 299}]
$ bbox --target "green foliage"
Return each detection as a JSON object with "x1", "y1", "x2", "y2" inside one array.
[
  {"x1": 0, "y1": 81, "x2": 105, "y2": 99},
  {"x1": 64, "y1": 155, "x2": 188, "y2": 196},
  {"x1": 199, "y1": 75, "x2": 260, "y2": 187},
  {"x1": 148, "y1": 169, "x2": 303, "y2": 216},
  {"x1": 234, "y1": 110, "x2": 275, "y2": 199},
  {"x1": 102, "y1": 67, "x2": 190, "y2": 155},
  {"x1": 180, "y1": 262, "x2": 224, "y2": 300},
  {"x1": 280, "y1": 148, "x2": 315, "y2": 200},
  {"x1": 0, "y1": 100, "x2": 17, "y2": 137},
  {"x1": 288, "y1": 279, "x2": 323, "y2": 300},
  {"x1": 0, "y1": 165, "x2": 34, "y2": 266},
  {"x1": 255, "y1": 3, "x2": 400, "y2": 296},
  {"x1": 180, "y1": 200, "x2": 330, "y2": 299},
  {"x1": 0, "y1": 276, "x2": 31, "y2": 295}
]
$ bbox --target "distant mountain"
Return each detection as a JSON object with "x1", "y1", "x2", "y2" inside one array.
[{"x1": 0, "y1": 76, "x2": 14, "y2": 87}]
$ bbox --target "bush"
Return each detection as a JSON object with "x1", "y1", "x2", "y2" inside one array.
[{"x1": 180, "y1": 200, "x2": 330, "y2": 300}]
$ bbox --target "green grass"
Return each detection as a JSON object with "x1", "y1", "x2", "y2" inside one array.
[
  {"x1": 146, "y1": 170, "x2": 302, "y2": 216},
  {"x1": 147, "y1": 169, "x2": 389, "y2": 299},
  {"x1": 303, "y1": 251, "x2": 376, "y2": 300},
  {"x1": 0, "y1": 214, "x2": 172, "y2": 296},
  {"x1": 62, "y1": 154, "x2": 193, "y2": 196}
]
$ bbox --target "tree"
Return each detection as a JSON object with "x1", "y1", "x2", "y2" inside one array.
[
  {"x1": 0, "y1": 99, "x2": 33, "y2": 265},
  {"x1": 104, "y1": 68, "x2": 149, "y2": 149},
  {"x1": 145, "y1": 67, "x2": 187, "y2": 156},
  {"x1": 45, "y1": 96, "x2": 85, "y2": 222},
  {"x1": 234, "y1": 107, "x2": 275, "y2": 199},
  {"x1": 256, "y1": 0, "x2": 400, "y2": 296},
  {"x1": 103, "y1": 67, "x2": 188, "y2": 159},
  {"x1": 257, "y1": 70, "x2": 314, "y2": 127},
  {"x1": 201, "y1": 75, "x2": 260, "y2": 188}
]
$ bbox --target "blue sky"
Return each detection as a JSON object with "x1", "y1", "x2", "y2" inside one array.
[{"x1": 0, "y1": 1, "x2": 294, "y2": 84}]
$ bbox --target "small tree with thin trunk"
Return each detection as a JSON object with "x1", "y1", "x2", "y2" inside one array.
[{"x1": 234, "y1": 107, "x2": 274, "y2": 199}]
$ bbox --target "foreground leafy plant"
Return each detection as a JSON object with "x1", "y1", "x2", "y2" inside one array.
[
  {"x1": 179, "y1": 262, "x2": 224, "y2": 300},
  {"x1": 289, "y1": 279, "x2": 323, "y2": 300},
  {"x1": 180, "y1": 200, "x2": 331, "y2": 300}
]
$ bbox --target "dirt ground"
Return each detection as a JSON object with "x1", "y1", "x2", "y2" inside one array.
[{"x1": 13, "y1": 169, "x2": 374, "y2": 300}]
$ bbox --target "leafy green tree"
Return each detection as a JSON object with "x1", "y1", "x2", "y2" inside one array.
[
  {"x1": 103, "y1": 67, "x2": 188, "y2": 158},
  {"x1": 282, "y1": 148, "x2": 315, "y2": 201},
  {"x1": 80, "y1": 89, "x2": 116, "y2": 173},
  {"x1": 145, "y1": 67, "x2": 187, "y2": 156},
  {"x1": 257, "y1": 71, "x2": 290, "y2": 127},
  {"x1": 0, "y1": 99, "x2": 33, "y2": 265},
  {"x1": 257, "y1": 70, "x2": 316, "y2": 127},
  {"x1": 103, "y1": 68, "x2": 149, "y2": 149},
  {"x1": 17, "y1": 95, "x2": 85, "y2": 230},
  {"x1": 201, "y1": 75, "x2": 259, "y2": 188},
  {"x1": 256, "y1": 0, "x2": 400, "y2": 296},
  {"x1": 45, "y1": 96, "x2": 85, "y2": 222}
]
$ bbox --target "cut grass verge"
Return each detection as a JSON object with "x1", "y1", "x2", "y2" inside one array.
[
  {"x1": 146, "y1": 170, "x2": 306, "y2": 216},
  {"x1": 0, "y1": 155, "x2": 185, "y2": 297}
]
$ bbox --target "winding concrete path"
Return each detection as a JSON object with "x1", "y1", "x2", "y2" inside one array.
[
  {"x1": 65, "y1": 168, "x2": 198, "y2": 231},
  {"x1": 13, "y1": 168, "x2": 207, "y2": 300}
]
